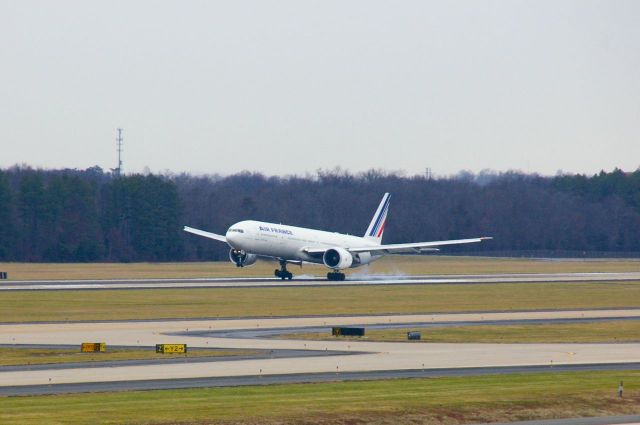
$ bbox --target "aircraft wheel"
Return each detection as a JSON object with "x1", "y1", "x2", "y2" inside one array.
[{"x1": 286, "y1": 272, "x2": 293, "y2": 280}]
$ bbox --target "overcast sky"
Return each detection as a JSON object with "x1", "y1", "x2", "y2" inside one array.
[{"x1": 2, "y1": 1, "x2": 639, "y2": 177}]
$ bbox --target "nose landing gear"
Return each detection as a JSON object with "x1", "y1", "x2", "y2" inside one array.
[
  {"x1": 327, "y1": 271, "x2": 346, "y2": 281},
  {"x1": 274, "y1": 259, "x2": 293, "y2": 280}
]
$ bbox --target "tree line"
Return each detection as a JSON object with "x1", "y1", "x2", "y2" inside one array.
[{"x1": 1, "y1": 166, "x2": 640, "y2": 262}]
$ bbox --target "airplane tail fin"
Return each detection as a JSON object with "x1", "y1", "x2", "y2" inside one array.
[{"x1": 364, "y1": 193, "x2": 390, "y2": 244}]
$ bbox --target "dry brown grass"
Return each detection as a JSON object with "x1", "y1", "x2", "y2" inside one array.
[
  {"x1": 0, "y1": 346, "x2": 261, "y2": 366},
  {"x1": 281, "y1": 319, "x2": 640, "y2": 344},
  {"x1": 1, "y1": 256, "x2": 639, "y2": 281},
  {"x1": 2, "y1": 281, "x2": 640, "y2": 322}
]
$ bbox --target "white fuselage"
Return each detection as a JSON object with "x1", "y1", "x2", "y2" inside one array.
[{"x1": 225, "y1": 220, "x2": 381, "y2": 267}]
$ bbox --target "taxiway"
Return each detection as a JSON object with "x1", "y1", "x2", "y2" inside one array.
[{"x1": 1, "y1": 308, "x2": 639, "y2": 395}]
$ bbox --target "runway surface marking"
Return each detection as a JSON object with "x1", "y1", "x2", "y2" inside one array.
[
  {"x1": 3, "y1": 271, "x2": 640, "y2": 290},
  {"x1": 1, "y1": 309, "x2": 639, "y2": 388}
]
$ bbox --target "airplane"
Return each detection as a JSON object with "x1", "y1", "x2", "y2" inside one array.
[{"x1": 184, "y1": 193, "x2": 492, "y2": 281}]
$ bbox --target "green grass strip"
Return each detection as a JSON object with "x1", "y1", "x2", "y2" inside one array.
[{"x1": 1, "y1": 371, "x2": 638, "y2": 425}]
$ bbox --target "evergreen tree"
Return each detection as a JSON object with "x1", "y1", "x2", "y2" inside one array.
[
  {"x1": 18, "y1": 171, "x2": 47, "y2": 261},
  {"x1": 0, "y1": 171, "x2": 17, "y2": 260},
  {"x1": 102, "y1": 175, "x2": 183, "y2": 261}
]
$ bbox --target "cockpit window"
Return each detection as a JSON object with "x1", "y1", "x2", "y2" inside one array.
[{"x1": 228, "y1": 228, "x2": 244, "y2": 233}]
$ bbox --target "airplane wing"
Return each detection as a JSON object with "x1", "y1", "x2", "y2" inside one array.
[
  {"x1": 349, "y1": 237, "x2": 492, "y2": 254},
  {"x1": 303, "y1": 237, "x2": 491, "y2": 255},
  {"x1": 183, "y1": 226, "x2": 227, "y2": 243}
]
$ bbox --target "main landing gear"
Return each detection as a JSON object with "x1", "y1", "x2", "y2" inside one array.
[
  {"x1": 327, "y1": 271, "x2": 346, "y2": 281},
  {"x1": 274, "y1": 259, "x2": 293, "y2": 280}
]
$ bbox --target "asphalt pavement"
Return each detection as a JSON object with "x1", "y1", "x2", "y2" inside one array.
[
  {"x1": 2, "y1": 362, "x2": 639, "y2": 396},
  {"x1": 3, "y1": 271, "x2": 640, "y2": 290}
]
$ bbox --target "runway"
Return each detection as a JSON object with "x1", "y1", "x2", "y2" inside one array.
[
  {"x1": 480, "y1": 415, "x2": 640, "y2": 425},
  {"x1": 3, "y1": 271, "x2": 640, "y2": 290},
  {"x1": 2, "y1": 363, "x2": 638, "y2": 396},
  {"x1": 1, "y1": 308, "x2": 639, "y2": 395}
]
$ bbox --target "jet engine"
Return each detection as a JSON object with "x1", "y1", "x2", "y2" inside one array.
[
  {"x1": 323, "y1": 247, "x2": 353, "y2": 270},
  {"x1": 229, "y1": 249, "x2": 257, "y2": 267}
]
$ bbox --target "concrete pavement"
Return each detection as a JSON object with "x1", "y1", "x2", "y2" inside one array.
[{"x1": 1, "y1": 309, "x2": 639, "y2": 389}]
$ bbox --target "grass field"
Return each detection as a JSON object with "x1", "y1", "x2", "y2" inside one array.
[
  {"x1": 0, "y1": 347, "x2": 259, "y2": 367},
  {"x1": 1, "y1": 281, "x2": 639, "y2": 322},
  {"x1": 0, "y1": 371, "x2": 637, "y2": 425},
  {"x1": 1, "y1": 256, "x2": 639, "y2": 280},
  {"x1": 280, "y1": 319, "x2": 640, "y2": 344}
]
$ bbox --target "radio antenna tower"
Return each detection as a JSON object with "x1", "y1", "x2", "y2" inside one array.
[{"x1": 116, "y1": 128, "x2": 123, "y2": 177}]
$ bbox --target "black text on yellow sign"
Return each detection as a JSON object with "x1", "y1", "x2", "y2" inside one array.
[
  {"x1": 155, "y1": 344, "x2": 187, "y2": 354},
  {"x1": 81, "y1": 343, "x2": 106, "y2": 352}
]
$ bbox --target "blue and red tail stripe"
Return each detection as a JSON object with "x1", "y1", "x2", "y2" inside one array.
[{"x1": 368, "y1": 195, "x2": 390, "y2": 237}]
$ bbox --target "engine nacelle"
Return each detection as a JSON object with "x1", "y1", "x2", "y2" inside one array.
[
  {"x1": 229, "y1": 249, "x2": 257, "y2": 267},
  {"x1": 323, "y1": 247, "x2": 353, "y2": 270},
  {"x1": 354, "y1": 251, "x2": 372, "y2": 266}
]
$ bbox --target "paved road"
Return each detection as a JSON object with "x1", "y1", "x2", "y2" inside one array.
[
  {"x1": 476, "y1": 415, "x2": 640, "y2": 425},
  {"x1": 1, "y1": 309, "x2": 639, "y2": 393},
  {"x1": 2, "y1": 271, "x2": 640, "y2": 290}
]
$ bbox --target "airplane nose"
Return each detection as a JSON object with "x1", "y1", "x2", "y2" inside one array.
[{"x1": 225, "y1": 231, "x2": 236, "y2": 245}]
